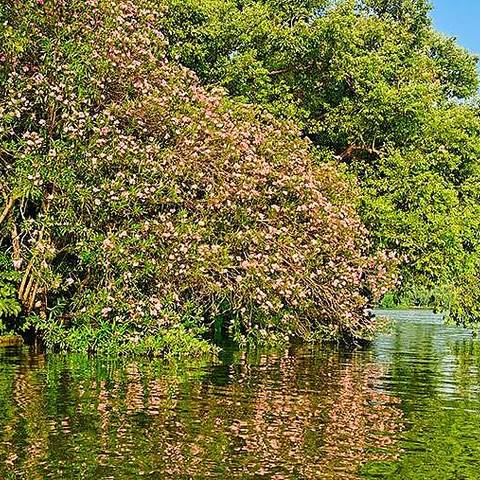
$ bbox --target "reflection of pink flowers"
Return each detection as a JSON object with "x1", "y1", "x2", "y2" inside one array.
[{"x1": 37, "y1": 0, "x2": 45, "y2": 4}]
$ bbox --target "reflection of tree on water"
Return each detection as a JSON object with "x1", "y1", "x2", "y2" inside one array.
[{"x1": 0, "y1": 347, "x2": 403, "y2": 480}]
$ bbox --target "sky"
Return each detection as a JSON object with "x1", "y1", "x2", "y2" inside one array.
[{"x1": 431, "y1": 0, "x2": 480, "y2": 55}]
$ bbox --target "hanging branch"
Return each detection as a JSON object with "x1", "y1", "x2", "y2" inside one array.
[
  {"x1": 10, "y1": 212, "x2": 21, "y2": 268},
  {"x1": 18, "y1": 195, "x2": 52, "y2": 310}
]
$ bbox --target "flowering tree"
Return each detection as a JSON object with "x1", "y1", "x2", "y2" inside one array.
[{"x1": 0, "y1": 0, "x2": 395, "y2": 354}]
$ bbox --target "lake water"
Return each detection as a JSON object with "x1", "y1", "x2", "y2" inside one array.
[{"x1": 1, "y1": 310, "x2": 479, "y2": 479}]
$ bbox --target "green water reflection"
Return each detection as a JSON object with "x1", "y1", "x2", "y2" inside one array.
[
  {"x1": 0, "y1": 310, "x2": 479, "y2": 479},
  {"x1": 363, "y1": 310, "x2": 480, "y2": 479}
]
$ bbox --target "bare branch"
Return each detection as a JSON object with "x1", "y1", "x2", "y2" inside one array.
[{"x1": 0, "y1": 196, "x2": 16, "y2": 226}]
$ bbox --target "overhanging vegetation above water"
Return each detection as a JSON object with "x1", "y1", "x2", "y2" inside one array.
[
  {"x1": 159, "y1": 0, "x2": 480, "y2": 324},
  {"x1": 0, "y1": 0, "x2": 396, "y2": 355}
]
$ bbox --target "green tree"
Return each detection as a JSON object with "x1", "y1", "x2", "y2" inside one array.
[
  {"x1": 0, "y1": 0, "x2": 394, "y2": 353},
  {"x1": 160, "y1": 0, "x2": 480, "y2": 316}
]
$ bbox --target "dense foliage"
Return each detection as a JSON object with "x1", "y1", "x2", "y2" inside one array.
[
  {"x1": 160, "y1": 0, "x2": 480, "y2": 318},
  {"x1": 0, "y1": 0, "x2": 395, "y2": 354}
]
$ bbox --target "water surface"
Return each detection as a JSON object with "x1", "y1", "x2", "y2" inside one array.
[{"x1": 0, "y1": 310, "x2": 479, "y2": 479}]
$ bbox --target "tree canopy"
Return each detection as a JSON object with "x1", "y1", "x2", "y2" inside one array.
[
  {"x1": 160, "y1": 0, "x2": 480, "y2": 318},
  {"x1": 0, "y1": 0, "x2": 395, "y2": 354},
  {"x1": 1, "y1": 0, "x2": 480, "y2": 355}
]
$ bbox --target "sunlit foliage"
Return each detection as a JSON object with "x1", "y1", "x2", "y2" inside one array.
[
  {"x1": 0, "y1": 0, "x2": 395, "y2": 353},
  {"x1": 160, "y1": 0, "x2": 480, "y2": 319}
]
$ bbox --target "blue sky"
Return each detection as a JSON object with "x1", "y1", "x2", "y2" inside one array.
[{"x1": 431, "y1": 0, "x2": 479, "y2": 55}]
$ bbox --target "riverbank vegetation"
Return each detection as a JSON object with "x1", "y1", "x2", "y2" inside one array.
[
  {"x1": 0, "y1": 0, "x2": 478, "y2": 354},
  {"x1": 0, "y1": 0, "x2": 396, "y2": 354}
]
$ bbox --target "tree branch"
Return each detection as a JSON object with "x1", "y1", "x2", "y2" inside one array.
[
  {"x1": 339, "y1": 144, "x2": 382, "y2": 160},
  {"x1": 0, "y1": 196, "x2": 16, "y2": 226}
]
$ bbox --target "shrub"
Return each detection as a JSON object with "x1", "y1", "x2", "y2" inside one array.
[{"x1": 0, "y1": 0, "x2": 395, "y2": 354}]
